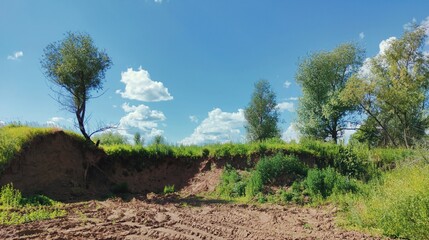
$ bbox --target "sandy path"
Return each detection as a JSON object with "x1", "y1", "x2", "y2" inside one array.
[{"x1": 0, "y1": 196, "x2": 381, "y2": 240}]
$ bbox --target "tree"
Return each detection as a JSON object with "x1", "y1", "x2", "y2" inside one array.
[
  {"x1": 244, "y1": 80, "x2": 281, "y2": 141},
  {"x1": 92, "y1": 132, "x2": 128, "y2": 146},
  {"x1": 152, "y1": 135, "x2": 166, "y2": 145},
  {"x1": 296, "y1": 43, "x2": 364, "y2": 143},
  {"x1": 134, "y1": 132, "x2": 144, "y2": 146},
  {"x1": 41, "y1": 32, "x2": 112, "y2": 141},
  {"x1": 343, "y1": 24, "x2": 429, "y2": 147}
]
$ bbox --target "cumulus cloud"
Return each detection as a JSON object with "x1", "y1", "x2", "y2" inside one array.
[
  {"x1": 180, "y1": 108, "x2": 246, "y2": 145},
  {"x1": 0, "y1": 120, "x2": 5, "y2": 126},
  {"x1": 284, "y1": 81, "x2": 292, "y2": 88},
  {"x1": 288, "y1": 97, "x2": 299, "y2": 101},
  {"x1": 46, "y1": 117, "x2": 73, "y2": 127},
  {"x1": 357, "y1": 36, "x2": 398, "y2": 79},
  {"x1": 276, "y1": 101, "x2": 294, "y2": 112},
  {"x1": 189, "y1": 115, "x2": 199, "y2": 123},
  {"x1": 282, "y1": 123, "x2": 300, "y2": 142},
  {"x1": 379, "y1": 37, "x2": 397, "y2": 55},
  {"x1": 116, "y1": 67, "x2": 173, "y2": 102},
  {"x1": 359, "y1": 32, "x2": 365, "y2": 40},
  {"x1": 118, "y1": 103, "x2": 166, "y2": 140},
  {"x1": 7, "y1": 51, "x2": 23, "y2": 60}
]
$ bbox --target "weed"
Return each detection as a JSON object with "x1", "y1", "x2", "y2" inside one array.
[
  {"x1": 0, "y1": 184, "x2": 66, "y2": 225},
  {"x1": 163, "y1": 185, "x2": 175, "y2": 194}
]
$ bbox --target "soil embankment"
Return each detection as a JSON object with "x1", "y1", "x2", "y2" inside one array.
[
  {"x1": 0, "y1": 131, "x2": 108, "y2": 201},
  {"x1": 0, "y1": 131, "x2": 225, "y2": 200}
]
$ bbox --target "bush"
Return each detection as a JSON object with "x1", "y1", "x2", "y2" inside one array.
[
  {"x1": 255, "y1": 153, "x2": 307, "y2": 185},
  {"x1": 0, "y1": 184, "x2": 22, "y2": 208},
  {"x1": 216, "y1": 166, "x2": 247, "y2": 198},
  {"x1": 244, "y1": 171, "x2": 263, "y2": 199},
  {"x1": 92, "y1": 132, "x2": 128, "y2": 146},
  {"x1": 305, "y1": 168, "x2": 358, "y2": 199},
  {"x1": 334, "y1": 146, "x2": 368, "y2": 179}
]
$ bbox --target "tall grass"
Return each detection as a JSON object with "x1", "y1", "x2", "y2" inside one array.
[{"x1": 344, "y1": 164, "x2": 429, "y2": 239}]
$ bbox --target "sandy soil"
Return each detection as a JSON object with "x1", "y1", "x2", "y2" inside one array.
[{"x1": 0, "y1": 195, "x2": 382, "y2": 240}]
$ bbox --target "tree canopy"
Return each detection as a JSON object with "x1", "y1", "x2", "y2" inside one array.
[
  {"x1": 41, "y1": 32, "x2": 112, "y2": 141},
  {"x1": 296, "y1": 43, "x2": 364, "y2": 143},
  {"x1": 244, "y1": 80, "x2": 281, "y2": 141},
  {"x1": 343, "y1": 24, "x2": 429, "y2": 148}
]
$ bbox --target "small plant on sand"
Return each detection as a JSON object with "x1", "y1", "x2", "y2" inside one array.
[
  {"x1": 163, "y1": 185, "x2": 175, "y2": 194},
  {"x1": 0, "y1": 183, "x2": 66, "y2": 225}
]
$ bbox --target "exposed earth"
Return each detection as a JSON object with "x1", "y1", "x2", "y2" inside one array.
[
  {"x1": 0, "y1": 194, "x2": 381, "y2": 240},
  {"x1": 0, "y1": 131, "x2": 383, "y2": 239}
]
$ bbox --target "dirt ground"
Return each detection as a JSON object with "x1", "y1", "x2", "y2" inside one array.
[{"x1": 0, "y1": 194, "x2": 382, "y2": 240}]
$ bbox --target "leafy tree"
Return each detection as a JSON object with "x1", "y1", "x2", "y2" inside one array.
[
  {"x1": 343, "y1": 24, "x2": 429, "y2": 147},
  {"x1": 41, "y1": 32, "x2": 112, "y2": 141},
  {"x1": 244, "y1": 80, "x2": 281, "y2": 141},
  {"x1": 92, "y1": 132, "x2": 128, "y2": 146},
  {"x1": 296, "y1": 43, "x2": 364, "y2": 143},
  {"x1": 134, "y1": 132, "x2": 144, "y2": 146},
  {"x1": 152, "y1": 135, "x2": 166, "y2": 145}
]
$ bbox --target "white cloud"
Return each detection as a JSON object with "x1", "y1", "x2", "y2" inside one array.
[
  {"x1": 288, "y1": 97, "x2": 299, "y2": 101},
  {"x1": 0, "y1": 120, "x2": 5, "y2": 126},
  {"x1": 180, "y1": 108, "x2": 246, "y2": 145},
  {"x1": 154, "y1": 0, "x2": 163, "y2": 3},
  {"x1": 116, "y1": 67, "x2": 173, "y2": 102},
  {"x1": 359, "y1": 32, "x2": 365, "y2": 40},
  {"x1": 276, "y1": 101, "x2": 294, "y2": 112},
  {"x1": 284, "y1": 81, "x2": 292, "y2": 88},
  {"x1": 357, "y1": 36, "x2": 397, "y2": 79},
  {"x1": 282, "y1": 123, "x2": 300, "y2": 142},
  {"x1": 46, "y1": 117, "x2": 73, "y2": 127},
  {"x1": 7, "y1": 51, "x2": 23, "y2": 60},
  {"x1": 421, "y1": 17, "x2": 429, "y2": 45},
  {"x1": 189, "y1": 115, "x2": 199, "y2": 123},
  {"x1": 379, "y1": 37, "x2": 397, "y2": 55},
  {"x1": 118, "y1": 103, "x2": 166, "y2": 140}
]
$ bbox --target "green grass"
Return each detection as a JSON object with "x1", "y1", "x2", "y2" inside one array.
[
  {"x1": 342, "y1": 164, "x2": 429, "y2": 239},
  {"x1": 0, "y1": 125, "x2": 90, "y2": 174},
  {"x1": 0, "y1": 184, "x2": 66, "y2": 225},
  {"x1": 0, "y1": 125, "x2": 56, "y2": 172}
]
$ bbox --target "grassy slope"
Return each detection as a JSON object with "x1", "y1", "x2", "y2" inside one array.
[{"x1": 0, "y1": 125, "x2": 88, "y2": 173}]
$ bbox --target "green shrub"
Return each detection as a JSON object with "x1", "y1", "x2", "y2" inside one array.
[
  {"x1": 0, "y1": 184, "x2": 22, "y2": 208},
  {"x1": 216, "y1": 166, "x2": 247, "y2": 198},
  {"x1": 163, "y1": 185, "x2": 175, "y2": 194},
  {"x1": 305, "y1": 168, "x2": 357, "y2": 199},
  {"x1": 245, "y1": 171, "x2": 263, "y2": 199},
  {"x1": 92, "y1": 132, "x2": 128, "y2": 146},
  {"x1": 255, "y1": 153, "x2": 307, "y2": 185},
  {"x1": 334, "y1": 146, "x2": 368, "y2": 179}
]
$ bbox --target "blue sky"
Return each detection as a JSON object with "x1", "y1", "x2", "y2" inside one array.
[{"x1": 1, "y1": 0, "x2": 429, "y2": 145}]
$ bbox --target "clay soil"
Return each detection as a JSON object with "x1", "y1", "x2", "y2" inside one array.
[{"x1": 0, "y1": 194, "x2": 382, "y2": 240}]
